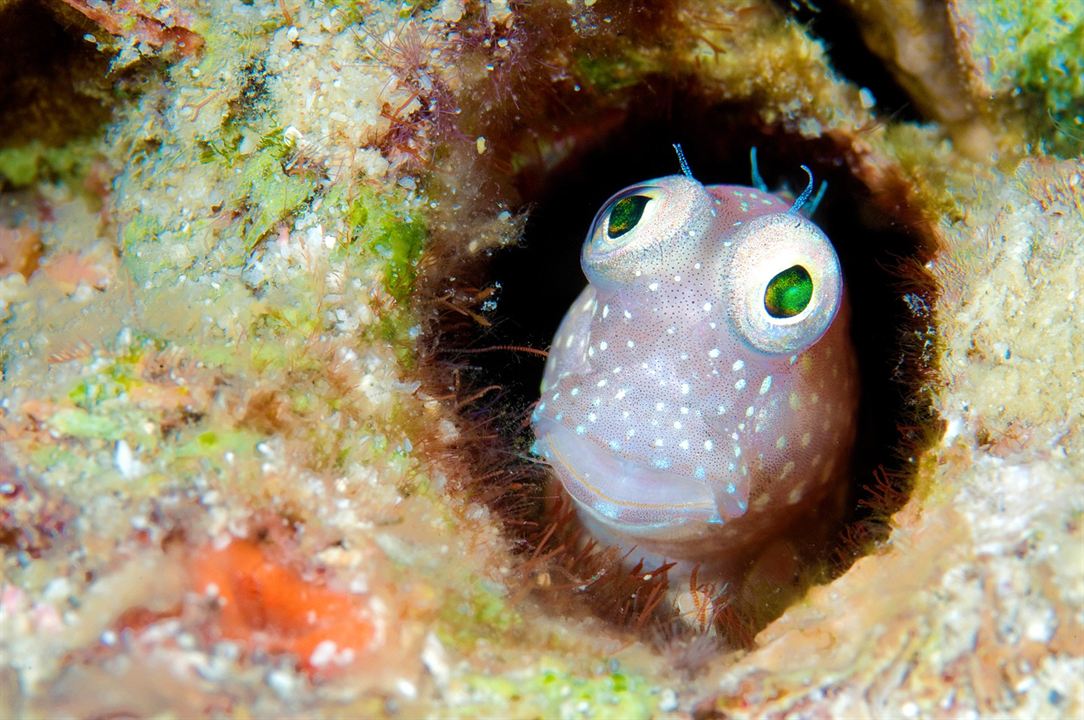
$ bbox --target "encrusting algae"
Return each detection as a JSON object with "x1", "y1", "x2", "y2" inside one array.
[{"x1": 0, "y1": 0, "x2": 1082, "y2": 717}]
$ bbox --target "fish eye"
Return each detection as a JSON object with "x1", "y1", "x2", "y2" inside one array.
[
  {"x1": 606, "y1": 195, "x2": 651, "y2": 239},
  {"x1": 764, "y1": 265, "x2": 813, "y2": 318},
  {"x1": 588, "y1": 187, "x2": 662, "y2": 255},
  {"x1": 726, "y1": 214, "x2": 842, "y2": 355},
  {"x1": 581, "y1": 176, "x2": 713, "y2": 288}
]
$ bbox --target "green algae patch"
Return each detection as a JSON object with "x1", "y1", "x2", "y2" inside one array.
[
  {"x1": 67, "y1": 341, "x2": 157, "y2": 409},
  {"x1": 954, "y1": 0, "x2": 1084, "y2": 156},
  {"x1": 437, "y1": 577, "x2": 523, "y2": 651},
  {"x1": 0, "y1": 137, "x2": 100, "y2": 190},
  {"x1": 48, "y1": 367, "x2": 161, "y2": 445},
  {"x1": 28, "y1": 444, "x2": 83, "y2": 476},
  {"x1": 236, "y1": 144, "x2": 318, "y2": 248},
  {"x1": 47, "y1": 407, "x2": 128, "y2": 441},
  {"x1": 119, "y1": 211, "x2": 179, "y2": 285},
  {"x1": 195, "y1": 61, "x2": 319, "y2": 249},
  {"x1": 346, "y1": 188, "x2": 428, "y2": 304},
  {"x1": 174, "y1": 428, "x2": 262, "y2": 461},
  {"x1": 448, "y1": 661, "x2": 657, "y2": 720},
  {"x1": 574, "y1": 50, "x2": 657, "y2": 95},
  {"x1": 371, "y1": 307, "x2": 420, "y2": 370}
]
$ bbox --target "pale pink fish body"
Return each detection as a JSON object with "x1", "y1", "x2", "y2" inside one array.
[{"x1": 531, "y1": 174, "x2": 858, "y2": 572}]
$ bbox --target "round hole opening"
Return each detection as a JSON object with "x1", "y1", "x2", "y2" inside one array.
[{"x1": 422, "y1": 86, "x2": 940, "y2": 648}]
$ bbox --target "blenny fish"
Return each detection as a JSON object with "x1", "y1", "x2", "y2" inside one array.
[{"x1": 531, "y1": 154, "x2": 858, "y2": 579}]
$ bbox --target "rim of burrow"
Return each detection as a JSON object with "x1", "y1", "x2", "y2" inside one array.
[{"x1": 411, "y1": 29, "x2": 944, "y2": 652}]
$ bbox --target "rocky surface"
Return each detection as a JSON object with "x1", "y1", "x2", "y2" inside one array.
[{"x1": 1, "y1": 0, "x2": 1080, "y2": 716}]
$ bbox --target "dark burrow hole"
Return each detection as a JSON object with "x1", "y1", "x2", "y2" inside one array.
[
  {"x1": 0, "y1": 0, "x2": 149, "y2": 192},
  {"x1": 425, "y1": 86, "x2": 940, "y2": 645},
  {"x1": 432, "y1": 90, "x2": 941, "y2": 644},
  {"x1": 0, "y1": 2, "x2": 106, "y2": 139}
]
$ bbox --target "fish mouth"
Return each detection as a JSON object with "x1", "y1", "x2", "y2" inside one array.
[{"x1": 533, "y1": 420, "x2": 722, "y2": 534}]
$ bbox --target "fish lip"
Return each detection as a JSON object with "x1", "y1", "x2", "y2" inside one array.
[{"x1": 532, "y1": 418, "x2": 722, "y2": 533}]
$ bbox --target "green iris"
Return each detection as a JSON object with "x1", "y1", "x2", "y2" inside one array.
[
  {"x1": 606, "y1": 195, "x2": 650, "y2": 239},
  {"x1": 764, "y1": 265, "x2": 813, "y2": 318}
]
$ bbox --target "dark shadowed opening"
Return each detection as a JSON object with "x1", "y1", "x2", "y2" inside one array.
[
  {"x1": 483, "y1": 87, "x2": 935, "y2": 540},
  {"x1": 0, "y1": 1, "x2": 114, "y2": 165},
  {"x1": 424, "y1": 71, "x2": 940, "y2": 642}
]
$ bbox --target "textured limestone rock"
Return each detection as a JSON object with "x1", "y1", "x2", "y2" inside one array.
[{"x1": 1, "y1": 0, "x2": 1080, "y2": 716}]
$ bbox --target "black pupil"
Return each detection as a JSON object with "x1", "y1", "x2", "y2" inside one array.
[{"x1": 606, "y1": 195, "x2": 650, "y2": 239}]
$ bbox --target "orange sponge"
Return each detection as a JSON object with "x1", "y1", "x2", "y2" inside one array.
[{"x1": 190, "y1": 539, "x2": 376, "y2": 676}]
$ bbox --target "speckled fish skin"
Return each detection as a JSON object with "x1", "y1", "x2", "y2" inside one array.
[{"x1": 531, "y1": 174, "x2": 858, "y2": 572}]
